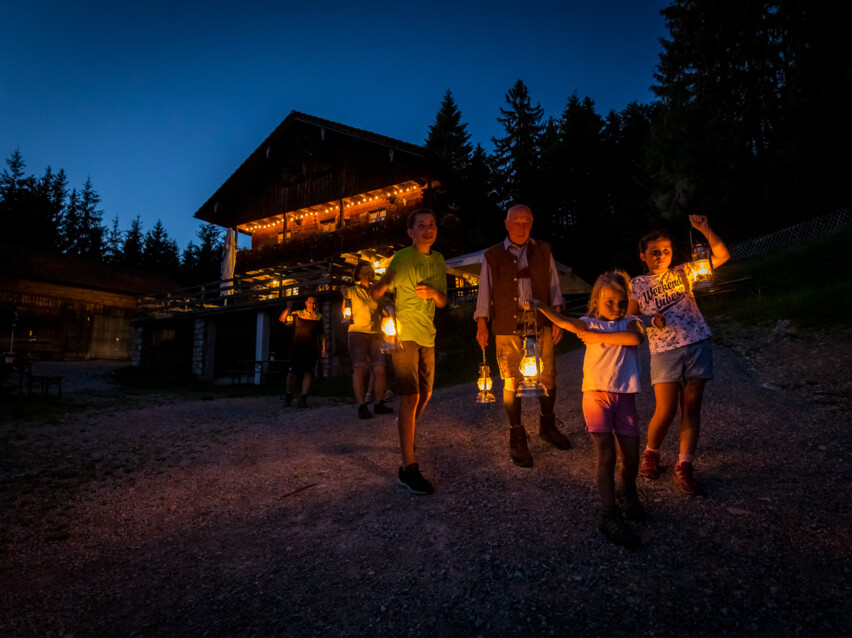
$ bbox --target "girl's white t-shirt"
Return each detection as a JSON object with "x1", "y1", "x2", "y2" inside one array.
[
  {"x1": 630, "y1": 264, "x2": 711, "y2": 354},
  {"x1": 579, "y1": 315, "x2": 642, "y2": 393}
]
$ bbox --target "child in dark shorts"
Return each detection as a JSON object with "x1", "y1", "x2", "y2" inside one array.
[{"x1": 371, "y1": 209, "x2": 447, "y2": 495}]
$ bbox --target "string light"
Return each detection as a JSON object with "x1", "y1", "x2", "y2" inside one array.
[{"x1": 239, "y1": 181, "x2": 422, "y2": 234}]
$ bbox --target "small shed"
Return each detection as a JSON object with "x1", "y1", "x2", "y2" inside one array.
[{"x1": 0, "y1": 243, "x2": 177, "y2": 360}]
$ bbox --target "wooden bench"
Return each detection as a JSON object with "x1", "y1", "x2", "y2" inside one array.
[{"x1": 28, "y1": 375, "x2": 63, "y2": 399}]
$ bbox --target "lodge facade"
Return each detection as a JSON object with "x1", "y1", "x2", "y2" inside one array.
[{"x1": 133, "y1": 111, "x2": 441, "y2": 382}]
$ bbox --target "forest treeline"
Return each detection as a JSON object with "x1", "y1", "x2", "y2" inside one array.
[
  {"x1": 1, "y1": 0, "x2": 848, "y2": 283},
  {"x1": 424, "y1": 0, "x2": 850, "y2": 277}
]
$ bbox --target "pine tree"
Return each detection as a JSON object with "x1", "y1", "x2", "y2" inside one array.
[
  {"x1": 425, "y1": 90, "x2": 491, "y2": 249},
  {"x1": 103, "y1": 216, "x2": 125, "y2": 264},
  {"x1": 76, "y1": 177, "x2": 105, "y2": 259},
  {"x1": 122, "y1": 215, "x2": 144, "y2": 268},
  {"x1": 180, "y1": 223, "x2": 223, "y2": 283},
  {"x1": 425, "y1": 90, "x2": 473, "y2": 174},
  {"x1": 0, "y1": 150, "x2": 31, "y2": 243},
  {"x1": 142, "y1": 220, "x2": 180, "y2": 275},
  {"x1": 491, "y1": 80, "x2": 545, "y2": 212},
  {"x1": 32, "y1": 167, "x2": 67, "y2": 252},
  {"x1": 61, "y1": 188, "x2": 82, "y2": 255}
]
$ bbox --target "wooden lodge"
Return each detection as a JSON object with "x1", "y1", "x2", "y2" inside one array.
[{"x1": 133, "y1": 111, "x2": 439, "y2": 382}]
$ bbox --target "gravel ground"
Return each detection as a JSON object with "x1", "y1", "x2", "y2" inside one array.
[{"x1": 1, "y1": 322, "x2": 850, "y2": 637}]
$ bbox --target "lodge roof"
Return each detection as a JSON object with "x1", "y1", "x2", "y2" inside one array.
[
  {"x1": 0, "y1": 243, "x2": 178, "y2": 297},
  {"x1": 194, "y1": 110, "x2": 429, "y2": 229}
]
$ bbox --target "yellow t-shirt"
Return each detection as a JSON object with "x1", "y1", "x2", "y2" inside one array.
[{"x1": 345, "y1": 284, "x2": 379, "y2": 334}]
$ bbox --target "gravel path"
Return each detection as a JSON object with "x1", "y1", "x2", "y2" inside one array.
[{"x1": 1, "y1": 324, "x2": 850, "y2": 637}]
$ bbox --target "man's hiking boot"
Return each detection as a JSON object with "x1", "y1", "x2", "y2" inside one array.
[{"x1": 509, "y1": 425, "x2": 533, "y2": 468}]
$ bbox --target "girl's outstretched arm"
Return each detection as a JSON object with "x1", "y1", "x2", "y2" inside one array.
[
  {"x1": 532, "y1": 301, "x2": 587, "y2": 334},
  {"x1": 690, "y1": 214, "x2": 731, "y2": 268},
  {"x1": 577, "y1": 319, "x2": 645, "y2": 346}
]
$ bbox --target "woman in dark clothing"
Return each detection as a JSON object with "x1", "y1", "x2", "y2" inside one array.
[{"x1": 279, "y1": 296, "x2": 325, "y2": 407}]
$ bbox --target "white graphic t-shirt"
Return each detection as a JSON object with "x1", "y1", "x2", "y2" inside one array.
[{"x1": 630, "y1": 264, "x2": 711, "y2": 354}]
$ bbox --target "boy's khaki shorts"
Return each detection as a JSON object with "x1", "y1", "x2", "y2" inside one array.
[{"x1": 391, "y1": 341, "x2": 435, "y2": 395}]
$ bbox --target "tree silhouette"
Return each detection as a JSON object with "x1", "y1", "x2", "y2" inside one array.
[
  {"x1": 103, "y1": 216, "x2": 125, "y2": 264},
  {"x1": 491, "y1": 80, "x2": 545, "y2": 213},
  {"x1": 142, "y1": 220, "x2": 180, "y2": 275}
]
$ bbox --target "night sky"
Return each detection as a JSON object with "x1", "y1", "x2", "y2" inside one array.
[{"x1": 1, "y1": 0, "x2": 668, "y2": 249}]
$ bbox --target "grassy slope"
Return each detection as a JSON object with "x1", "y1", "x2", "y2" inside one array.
[{"x1": 699, "y1": 225, "x2": 852, "y2": 328}]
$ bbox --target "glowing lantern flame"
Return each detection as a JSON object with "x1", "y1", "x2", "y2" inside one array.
[
  {"x1": 477, "y1": 376, "x2": 493, "y2": 392},
  {"x1": 690, "y1": 240, "x2": 715, "y2": 292},
  {"x1": 342, "y1": 298, "x2": 353, "y2": 324},
  {"x1": 516, "y1": 333, "x2": 548, "y2": 398},
  {"x1": 520, "y1": 355, "x2": 539, "y2": 378},
  {"x1": 381, "y1": 316, "x2": 396, "y2": 337}
]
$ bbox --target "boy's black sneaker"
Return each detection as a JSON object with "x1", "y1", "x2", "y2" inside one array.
[
  {"x1": 397, "y1": 463, "x2": 434, "y2": 495},
  {"x1": 373, "y1": 400, "x2": 393, "y2": 415},
  {"x1": 358, "y1": 404, "x2": 372, "y2": 419},
  {"x1": 599, "y1": 509, "x2": 640, "y2": 549}
]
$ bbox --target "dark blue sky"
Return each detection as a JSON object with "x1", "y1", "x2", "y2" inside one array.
[{"x1": 1, "y1": 1, "x2": 668, "y2": 249}]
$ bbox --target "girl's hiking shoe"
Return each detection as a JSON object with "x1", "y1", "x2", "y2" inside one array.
[
  {"x1": 674, "y1": 461, "x2": 700, "y2": 495},
  {"x1": 398, "y1": 463, "x2": 434, "y2": 495},
  {"x1": 640, "y1": 450, "x2": 661, "y2": 479},
  {"x1": 358, "y1": 404, "x2": 372, "y2": 419},
  {"x1": 598, "y1": 509, "x2": 640, "y2": 549},
  {"x1": 616, "y1": 486, "x2": 646, "y2": 521}
]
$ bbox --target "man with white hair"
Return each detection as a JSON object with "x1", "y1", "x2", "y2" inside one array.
[{"x1": 474, "y1": 204, "x2": 571, "y2": 467}]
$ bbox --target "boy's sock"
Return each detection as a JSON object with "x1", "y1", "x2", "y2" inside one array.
[
  {"x1": 645, "y1": 446, "x2": 659, "y2": 455},
  {"x1": 678, "y1": 453, "x2": 694, "y2": 465}
]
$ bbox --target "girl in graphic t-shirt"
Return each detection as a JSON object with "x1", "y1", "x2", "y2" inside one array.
[
  {"x1": 628, "y1": 215, "x2": 730, "y2": 496},
  {"x1": 535, "y1": 270, "x2": 645, "y2": 549}
]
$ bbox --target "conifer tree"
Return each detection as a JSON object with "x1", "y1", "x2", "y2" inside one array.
[
  {"x1": 122, "y1": 215, "x2": 144, "y2": 268},
  {"x1": 76, "y1": 177, "x2": 105, "y2": 259},
  {"x1": 142, "y1": 220, "x2": 180, "y2": 275},
  {"x1": 425, "y1": 90, "x2": 473, "y2": 174},
  {"x1": 0, "y1": 150, "x2": 30, "y2": 243},
  {"x1": 61, "y1": 188, "x2": 82, "y2": 255},
  {"x1": 103, "y1": 216, "x2": 125, "y2": 264},
  {"x1": 491, "y1": 80, "x2": 545, "y2": 212}
]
